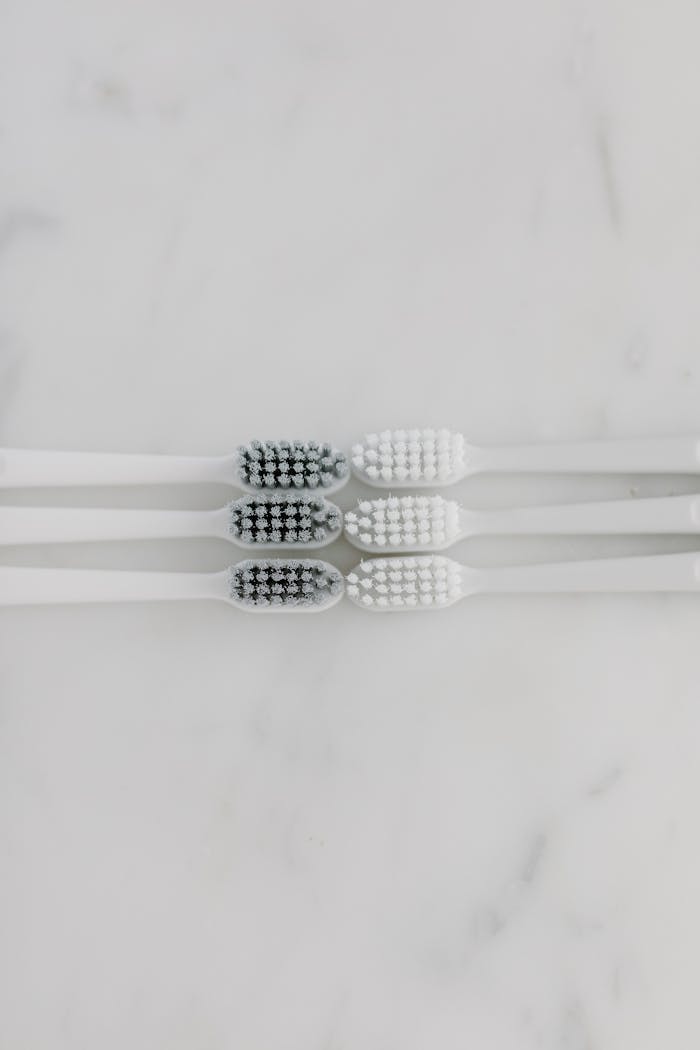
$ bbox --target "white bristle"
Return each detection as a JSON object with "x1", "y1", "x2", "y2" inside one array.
[
  {"x1": 344, "y1": 494, "x2": 461, "y2": 552},
  {"x1": 350, "y1": 428, "x2": 466, "y2": 486},
  {"x1": 346, "y1": 556, "x2": 464, "y2": 610}
]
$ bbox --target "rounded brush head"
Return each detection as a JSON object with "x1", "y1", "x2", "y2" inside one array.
[
  {"x1": 346, "y1": 555, "x2": 464, "y2": 610},
  {"x1": 237, "y1": 440, "x2": 349, "y2": 493},
  {"x1": 344, "y1": 494, "x2": 461, "y2": 552},
  {"x1": 227, "y1": 558, "x2": 344, "y2": 612},
  {"x1": 350, "y1": 428, "x2": 467, "y2": 487},
  {"x1": 228, "y1": 493, "x2": 342, "y2": 548}
]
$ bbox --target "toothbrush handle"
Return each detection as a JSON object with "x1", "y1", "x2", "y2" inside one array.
[
  {"x1": 0, "y1": 566, "x2": 228, "y2": 605},
  {"x1": 0, "y1": 448, "x2": 236, "y2": 488},
  {"x1": 0, "y1": 506, "x2": 225, "y2": 545},
  {"x1": 477, "y1": 551, "x2": 700, "y2": 594},
  {"x1": 472, "y1": 494, "x2": 700, "y2": 536},
  {"x1": 476, "y1": 436, "x2": 700, "y2": 475}
]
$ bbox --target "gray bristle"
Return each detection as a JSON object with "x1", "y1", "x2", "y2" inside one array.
[
  {"x1": 237, "y1": 439, "x2": 348, "y2": 490},
  {"x1": 228, "y1": 559, "x2": 344, "y2": 608},
  {"x1": 227, "y1": 494, "x2": 342, "y2": 546}
]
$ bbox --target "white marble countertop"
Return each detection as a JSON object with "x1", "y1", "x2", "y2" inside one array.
[{"x1": 2, "y1": 1, "x2": 700, "y2": 1046}]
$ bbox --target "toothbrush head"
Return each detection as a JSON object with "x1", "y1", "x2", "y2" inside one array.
[
  {"x1": 227, "y1": 558, "x2": 344, "y2": 612},
  {"x1": 344, "y1": 494, "x2": 461, "y2": 552},
  {"x1": 350, "y1": 429, "x2": 468, "y2": 487},
  {"x1": 237, "y1": 440, "x2": 349, "y2": 494},
  {"x1": 228, "y1": 493, "x2": 342, "y2": 548},
  {"x1": 346, "y1": 556, "x2": 464, "y2": 611}
]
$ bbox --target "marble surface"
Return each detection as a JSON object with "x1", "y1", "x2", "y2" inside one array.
[{"x1": 2, "y1": 1, "x2": 700, "y2": 1046}]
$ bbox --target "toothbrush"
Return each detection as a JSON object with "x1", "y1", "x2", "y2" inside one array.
[
  {"x1": 346, "y1": 552, "x2": 700, "y2": 610},
  {"x1": 0, "y1": 440, "x2": 349, "y2": 493},
  {"x1": 344, "y1": 493, "x2": 700, "y2": 553},
  {"x1": 0, "y1": 493, "x2": 343, "y2": 549},
  {"x1": 350, "y1": 429, "x2": 700, "y2": 487},
  {"x1": 0, "y1": 559, "x2": 344, "y2": 612}
]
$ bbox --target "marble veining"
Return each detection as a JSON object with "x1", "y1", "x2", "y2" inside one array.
[{"x1": 1, "y1": 0, "x2": 700, "y2": 1047}]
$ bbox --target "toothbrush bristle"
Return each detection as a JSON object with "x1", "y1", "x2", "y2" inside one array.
[
  {"x1": 344, "y1": 494, "x2": 460, "y2": 550},
  {"x1": 237, "y1": 440, "x2": 348, "y2": 490},
  {"x1": 228, "y1": 559, "x2": 344, "y2": 608},
  {"x1": 346, "y1": 555, "x2": 463, "y2": 609},
  {"x1": 228, "y1": 494, "x2": 342, "y2": 546},
  {"x1": 351, "y1": 428, "x2": 466, "y2": 484}
]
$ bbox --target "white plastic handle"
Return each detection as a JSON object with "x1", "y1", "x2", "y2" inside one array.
[
  {"x1": 468, "y1": 494, "x2": 700, "y2": 536},
  {"x1": 0, "y1": 566, "x2": 229, "y2": 605},
  {"x1": 0, "y1": 448, "x2": 236, "y2": 488},
  {"x1": 475, "y1": 551, "x2": 700, "y2": 593},
  {"x1": 0, "y1": 506, "x2": 227, "y2": 545},
  {"x1": 476, "y1": 436, "x2": 700, "y2": 474}
]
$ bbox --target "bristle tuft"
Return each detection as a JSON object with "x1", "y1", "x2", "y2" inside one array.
[
  {"x1": 351, "y1": 428, "x2": 465, "y2": 484},
  {"x1": 237, "y1": 440, "x2": 348, "y2": 490},
  {"x1": 228, "y1": 559, "x2": 344, "y2": 608},
  {"x1": 346, "y1": 555, "x2": 462, "y2": 609},
  {"x1": 344, "y1": 494, "x2": 459, "y2": 549},
  {"x1": 228, "y1": 494, "x2": 342, "y2": 546}
]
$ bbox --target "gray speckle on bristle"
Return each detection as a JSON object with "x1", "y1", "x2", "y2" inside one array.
[
  {"x1": 228, "y1": 559, "x2": 344, "y2": 608},
  {"x1": 237, "y1": 440, "x2": 348, "y2": 490},
  {"x1": 227, "y1": 493, "x2": 342, "y2": 546}
]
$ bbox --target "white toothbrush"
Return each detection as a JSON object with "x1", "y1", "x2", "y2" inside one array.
[
  {"x1": 344, "y1": 493, "x2": 700, "y2": 553},
  {"x1": 0, "y1": 493, "x2": 343, "y2": 549},
  {"x1": 350, "y1": 429, "x2": 700, "y2": 486},
  {"x1": 0, "y1": 440, "x2": 349, "y2": 493},
  {"x1": 346, "y1": 552, "x2": 700, "y2": 610},
  {"x1": 0, "y1": 559, "x2": 344, "y2": 612}
]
